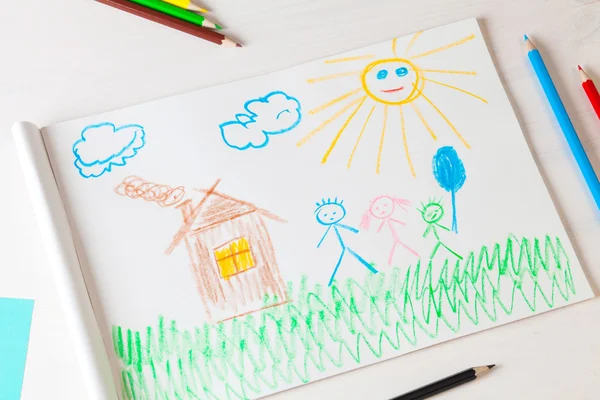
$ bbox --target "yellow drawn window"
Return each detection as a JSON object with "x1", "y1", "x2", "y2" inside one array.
[{"x1": 214, "y1": 237, "x2": 255, "y2": 279}]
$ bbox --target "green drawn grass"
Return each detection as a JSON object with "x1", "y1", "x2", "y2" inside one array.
[{"x1": 112, "y1": 235, "x2": 577, "y2": 400}]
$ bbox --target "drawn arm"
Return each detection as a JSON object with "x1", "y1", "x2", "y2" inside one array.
[
  {"x1": 377, "y1": 220, "x2": 387, "y2": 233},
  {"x1": 336, "y1": 223, "x2": 359, "y2": 234},
  {"x1": 317, "y1": 226, "x2": 332, "y2": 248},
  {"x1": 389, "y1": 218, "x2": 407, "y2": 226},
  {"x1": 436, "y1": 223, "x2": 450, "y2": 232}
]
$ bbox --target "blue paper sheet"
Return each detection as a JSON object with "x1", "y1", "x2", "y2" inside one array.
[{"x1": 0, "y1": 298, "x2": 34, "y2": 400}]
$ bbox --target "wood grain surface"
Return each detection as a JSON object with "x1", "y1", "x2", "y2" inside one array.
[{"x1": 0, "y1": 0, "x2": 599, "y2": 398}]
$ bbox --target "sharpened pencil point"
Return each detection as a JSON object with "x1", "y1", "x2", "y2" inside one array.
[
  {"x1": 188, "y1": 3, "x2": 208, "y2": 13},
  {"x1": 579, "y1": 66, "x2": 590, "y2": 82},
  {"x1": 236, "y1": 43, "x2": 243, "y2": 48},
  {"x1": 487, "y1": 364, "x2": 496, "y2": 369},
  {"x1": 578, "y1": 65, "x2": 583, "y2": 71},
  {"x1": 524, "y1": 34, "x2": 529, "y2": 41}
]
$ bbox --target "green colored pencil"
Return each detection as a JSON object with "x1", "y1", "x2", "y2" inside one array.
[{"x1": 128, "y1": 0, "x2": 221, "y2": 29}]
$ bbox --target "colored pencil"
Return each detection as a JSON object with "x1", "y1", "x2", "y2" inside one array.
[
  {"x1": 162, "y1": 0, "x2": 208, "y2": 13},
  {"x1": 391, "y1": 365, "x2": 495, "y2": 400},
  {"x1": 524, "y1": 35, "x2": 600, "y2": 210},
  {"x1": 129, "y1": 0, "x2": 221, "y2": 29},
  {"x1": 95, "y1": 0, "x2": 241, "y2": 47},
  {"x1": 579, "y1": 66, "x2": 600, "y2": 120}
]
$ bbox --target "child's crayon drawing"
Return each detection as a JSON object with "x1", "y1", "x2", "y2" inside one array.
[
  {"x1": 418, "y1": 198, "x2": 462, "y2": 260},
  {"x1": 167, "y1": 179, "x2": 288, "y2": 321},
  {"x1": 298, "y1": 32, "x2": 487, "y2": 176},
  {"x1": 360, "y1": 195, "x2": 418, "y2": 264},
  {"x1": 116, "y1": 177, "x2": 289, "y2": 322},
  {"x1": 220, "y1": 91, "x2": 302, "y2": 150},
  {"x1": 112, "y1": 234, "x2": 578, "y2": 400},
  {"x1": 432, "y1": 146, "x2": 466, "y2": 233},
  {"x1": 115, "y1": 175, "x2": 186, "y2": 207},
  {"x1": 43, "y1": 20, "x2": 593, "y2": 400},
  {"x1": 73, "y1": 122, "x2": 146, "y2": 178},
  {"x1": 314, "y1": 198, "x2": 378, "y2": 286}
]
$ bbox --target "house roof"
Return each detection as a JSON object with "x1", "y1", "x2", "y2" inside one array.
[
  {"x1": 166, "y1": 179, "x2": 285, "y2": 254},
  {"x1": 190, "y1": 189, "x2": 258, "y2": 231}
]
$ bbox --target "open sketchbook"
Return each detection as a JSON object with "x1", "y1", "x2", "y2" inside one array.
[{"x1": 13, "y1": 18, "x2": 593, "y2": 400}]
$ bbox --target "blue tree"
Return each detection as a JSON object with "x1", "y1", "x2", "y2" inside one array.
[{"x1": 432, "y1": 146, "x2": 466, "y2": 233}]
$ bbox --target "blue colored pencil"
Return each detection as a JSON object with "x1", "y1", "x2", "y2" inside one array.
[{"x1": 524, "y1": 35, "x2": 600, "y2": 210}]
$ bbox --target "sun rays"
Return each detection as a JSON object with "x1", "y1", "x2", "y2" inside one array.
[
  {"x1": 408, "y1": 34, "x2": 475, "y2": 59},
  {"x1": 300, "y1": 31, "x2": 487, "y2": 176},
  {"x1": 322, "y1": 96, "x2": 367, "y2": 163},
  {"x1": 414, "y1": 84, "x2": 472, "y2": 149},
  {"x1": 422, "y1": 77, "x2": 488, "y2": 103},
  {"x1": 309, "y1": 88, "x2": 363, "y2": 114},
  {"x1": 417, "y1": 68, "x2": 477, "y2": 75},
  {"x1": 297, "y1": 97, "x2": 364, "y2": 147},
  {"x1": 347, "y1": 104, "x2": 376, "y2": 168},
  {"x1": 400, "y1": 105, "x2": 416, "y2": 177},
  {"x1": 376, "y1": 105, "x2": 389, "y2": 174},
  {"x1": 325, "y1": 55, "x2": 376, "y2": 64},
  {"x1": 404, "y1": 31, "x2": 423, "y2": 56}
]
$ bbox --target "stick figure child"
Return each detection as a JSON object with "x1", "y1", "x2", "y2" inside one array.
[
  {"x1": 315, "y1": 198, "x2": 378, "y2": 286},
  {"x1": 361, "y1": 195, "x2": 419, "y2": 265},
  {"x1": 418, "y1": 199, "x2": 462, "y2": 260}
]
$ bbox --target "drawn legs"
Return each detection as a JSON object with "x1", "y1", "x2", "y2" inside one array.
[
  {"x1": 387, "y1": 243, "x2": 397, "y2": 265},
  {"x1": 430, "y1": 242, "x2": 442, "y2": 260},
  {"x1": 442, "y1": 242, "x2": 462, "y2": 260},
  {"x1": 328, "y1": 248, "x2": 346, "y2": 286},
  {"x1": 347, "y1": 247, "x2": 378, "y2": 274},
  {"x1": 398, "y1": 240, "x2": 419, "y2": 257},
  {"x1": 389, "y1": 240, "x2": 419, "y2": 265},
  {"x1": 430, "y1": 241, "x2": 462, "y2": 260},
  {"x1": 328, "y1": 247, "x2": 378, "y2": 286}
]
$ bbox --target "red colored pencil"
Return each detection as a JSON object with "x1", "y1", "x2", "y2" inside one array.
[
  {"x1": 579, "y1": 66, "x2": 600, "y2": 120},
  {"x1": 94, "y1": 0, "x2": 241, "y2": 47}
]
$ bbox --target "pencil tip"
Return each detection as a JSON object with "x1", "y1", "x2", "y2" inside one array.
[
  {"x1": 487, "y1": 364, "x2": 496, "y2": 369},
  {"x1": 523, "y1": 34, "x2": 529, "y2": 41},
  {"x1": 189, "y1": 3, "x2": 209, "y2": 13},
  {"x1": 578, "y1": 65, "x2": 583, "y2": 71},
  {"x1": 236, "y1": 43, "x2": 243, "y2": 48}
]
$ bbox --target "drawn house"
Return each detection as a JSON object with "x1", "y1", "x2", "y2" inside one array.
[{"x1": 167, "y1": 179, "x2": 288, "y2": 322}]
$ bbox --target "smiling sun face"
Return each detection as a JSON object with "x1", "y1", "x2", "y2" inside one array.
[
  {"x1": 299, "y1": 31, "x2": 486, "y2": 177},
  {"x1": 362, "y1": 59, "x2": 421, "y2": 105}
]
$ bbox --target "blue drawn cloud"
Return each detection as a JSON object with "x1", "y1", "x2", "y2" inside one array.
[
  {"x1": 220, "y1": 91, "x2": 302, "y2": 150},
  {"x1": 73, "y1": 122, "x2": 146, "y2": 179}
]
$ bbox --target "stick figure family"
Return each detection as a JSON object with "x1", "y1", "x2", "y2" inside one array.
[{"x1": 314, "y1": 196, "x2": 461, "y2": 286}]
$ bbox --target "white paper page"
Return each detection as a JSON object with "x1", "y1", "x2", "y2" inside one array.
[
  {"x1": 40, "y1": 18, "x2": 593, "y2": 400},
  {"x1": 12, "y1": 122, "x2": 118, "y2": 400}
]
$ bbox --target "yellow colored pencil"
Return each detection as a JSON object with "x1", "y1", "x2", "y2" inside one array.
[{"x1": 161, "y1": 0, "x2": 208, "y2": 13}]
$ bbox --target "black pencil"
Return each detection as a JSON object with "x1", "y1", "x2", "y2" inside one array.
[{"x1": 391, "y1": 365, "x2": 495, "y2": 400}]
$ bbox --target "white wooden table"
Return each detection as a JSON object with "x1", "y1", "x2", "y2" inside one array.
[{"x1": 1, "y1": 0, "x2": 599, "y2": 398}]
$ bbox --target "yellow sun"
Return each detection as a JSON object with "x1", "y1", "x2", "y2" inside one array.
[
  {"x1": 361, "y1": 58, "x2": 422, "y2": 105},
  {"x1": 297, "y1": 32, "x2": 487, "y2": 177}
]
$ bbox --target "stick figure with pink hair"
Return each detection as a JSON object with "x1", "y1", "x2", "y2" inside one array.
[{"x1": 360, "y1": 195, "x2": 419, "y2": 265}]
